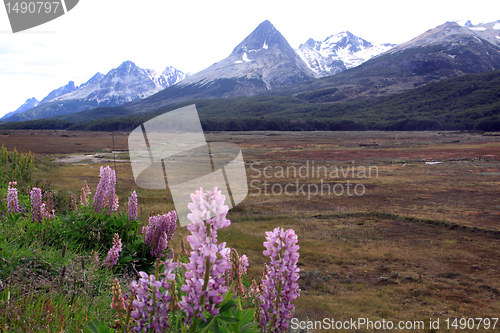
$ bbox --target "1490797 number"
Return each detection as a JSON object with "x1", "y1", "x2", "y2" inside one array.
[{"x1": 5, "y1": 2, "x2": 60, "y2": 14}]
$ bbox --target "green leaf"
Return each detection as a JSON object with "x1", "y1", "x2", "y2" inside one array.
[
  {"x1": 213, "y1": 318, "x2": 222, "y2": 333},
  {"x1": 218, "y1": 300, "x2": 235, "y2": 313},
  {"x1": 84, "y1": 319, "x2": 101, "y2": 333},
  {"x1": 240, "y1": 309, "x2": 254, "y2": 324},
  {"x1": 218, "y1": 316, "x2": 239, "y2": 323},
  {"x1": 240, "y1": 322, "x2": 260, "y2": 333}
]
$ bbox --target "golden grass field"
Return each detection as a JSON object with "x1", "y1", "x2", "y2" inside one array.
[{"x1": 2, "y1": 129, "x2": 500, "y2": 332}]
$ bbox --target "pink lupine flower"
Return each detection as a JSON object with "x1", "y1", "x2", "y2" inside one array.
[
  {"x1": 179, "y1": 187, "x2": 232, "y2": 324},
  {"x1": 93, "y1": 166, "x2": 118, "y2": 214},
  {"x1": 7, "y1": 181, "x2": 19, "y2": 213},
  {"x1": 130, "y1": 263, "x2": 177, "y2": 332},
  {"x1": 248, "y1": 279, "x2": 260, "y2": 298},
  {"x1": 40, "y1": 203, "x2": 55, "y2": 219},
  {"x1": 41, "y1": 191, "x2": 55, "y2": 218},
  {"x1": 240, "y1": 254, "x2": 249, "y2": 275},
  {"x1": 30, "y1": 187, "x2": 43, "y2": 223},
  {"x1": 128, "y1": 190, "x2": 138, "y2": 221},
  {"x1": 230, "y1": 249, "x2": 246, "y2": 297},
  {"x1": 259, "y1": 227, "x2": 300, "y2": 331},
  {"x1": 80, "y1": 181, "x2": 91, "y2": 206},
  {"x1": 142, "y1": 211, "x2": 177, "y2": 257},
  {"x1": 111, "y1": 278, "x2": 126, "y2": 311},
  {"x1": 103, "y1": 233, "x2": 122, "y2": 269}
]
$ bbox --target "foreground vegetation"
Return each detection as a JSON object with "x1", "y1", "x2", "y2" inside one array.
[
  {"x1": 1, "y1": 130, "x2": 500, "y2": 332},
  {"x1": 0, "y1": 146, "x2": 302, "y2": 332}
]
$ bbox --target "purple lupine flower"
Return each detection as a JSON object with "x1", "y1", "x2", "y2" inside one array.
[
  {"x1": 259, "y1": 227, "x2": 300, "y2": 331},
  {"x1": 103, "y1": 233, "x2": 122, "y2": 269},
  {"x1": 30, "y1": 187, "x2": 43, "y2": 223},
  {"x1": 6, "y1": 181, "x2": 19, "y2": 213},
  {"x1": 179, "y1": 187, "x2": 232, "y2": 324},
  {"x1": 130, "y1": 262, "x2": 177, "y2": 333},
  {"x1": 142, "y1": 211, "x2": 177, "y2": 258},
  {"x1": 93, "y1": 166, "x2": 118, "y2": 214},
  {"x1": 240, "y1": 254, "x2": 249, "y2": 275},
  {"x1": 128, "y1": 190, "x2": 138, "y2": 221}
]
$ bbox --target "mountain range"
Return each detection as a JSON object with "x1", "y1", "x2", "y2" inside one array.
[
  {"x1": 2, "y1": 62, "x2": 188, "y2": 121},
  {"x1": 3, "y1": 18, "x2": 500, "y2": 124}
]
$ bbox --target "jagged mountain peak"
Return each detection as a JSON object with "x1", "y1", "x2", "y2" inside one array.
[
  {"x1": 0, "y1": 97, "x2": 39, "y2": 120},
  {"x1": 297, "y1": 31, "x2": 394, "y2": 77},
  {"x1": 230, "y1": 20, "x2": 283, "y2": 55},
  {"x1": 178, "y1": 20, "x2": 313, "y2": 91},
  {"x1": 38, "y1": 80, "x2": 77, "y2": 104}
]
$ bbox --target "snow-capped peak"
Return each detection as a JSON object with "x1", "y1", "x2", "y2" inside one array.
[{"x1": 296, "y1": 31, "x2": 395, "y2": 77}]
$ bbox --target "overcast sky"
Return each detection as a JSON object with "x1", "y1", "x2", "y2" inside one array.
[{"x1": 0, "y1": 0, "x2": 499, "y2": 117}]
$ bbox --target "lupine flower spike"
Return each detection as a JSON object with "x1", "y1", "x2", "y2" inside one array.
[
  {"x1": 128, "y1": 190, "x2": 138, "y2": 221},
  {"x1": 111, "y1": 278, "x2": 126, "y2": 311},
  {"x1": 6, "y1": 181, "x2": 19, "y2": 213},
  {"x1": 103, "y1": 233, "x2": 122, "y2": 269},
  {"x1": 260, "y1": 227, "x2": 300, "y2": 331},
  {"x1": 93, "y1": 166, "x2": 119, "y2": 214},
  {"x1": 41, "y1": 191, "x2": 55, "y2": 218},
  {"x1": 230, "y1": 249, "x2": 247, "y2": 297},
  {"x1": 30, "y1": 187, "x2": 43, "y2": 223},
  {"x1": 142, "y1": 211, "x2": 177, "y2": 257},
  {"x1": 179, "y1": 187, "x2": 232, "y2": 327}
]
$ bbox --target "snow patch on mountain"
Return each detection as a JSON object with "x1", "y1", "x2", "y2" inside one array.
[{"x1": 296, "y1": 31, "x2": 395, "y2": 77}]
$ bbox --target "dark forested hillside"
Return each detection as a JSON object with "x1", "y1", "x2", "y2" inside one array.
[{"x1": 1, "y1": 69, "x2": 499, "y2": 132}]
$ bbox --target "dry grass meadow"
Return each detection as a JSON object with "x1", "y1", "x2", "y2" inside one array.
[{"x1": 3, "y1": 129, "x2": 500, "y2": 332}]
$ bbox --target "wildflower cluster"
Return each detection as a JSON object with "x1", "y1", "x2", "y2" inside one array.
[
  {"x1": 6, "y1": 181, "x2": 19, "y2": 213},
  {"x1": 120, "y1": 186, "x2": 301, "y2": 333},
  {"x1": 130, "y1": 263, "x2": 177, "y2": 332},
  {"x1": 93, "y1": 166, "x2": 119, "y2": 214},
  {"x1": 103, "y1": 233, "x2": 123, "y2": 269},
  {"x1": 260, "y1": 227, "x2": 301, "y2": 331},
  {"x1": 30, "y1": 187, "x2": 43, "y2": 223},
  {"x1": 128, "y1": 190, "x2": 138, "y2": 221},
  {"x1": 142, "y1": 211, "x2": 177, "y2": 258}
]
